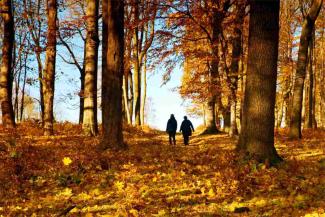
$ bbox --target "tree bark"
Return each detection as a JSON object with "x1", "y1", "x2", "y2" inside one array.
[
  {"x1": 43, "y1": 0, "x2": 57, "y2": 135},
  {"x1": 82, "y1": 0, "x2": 99, "y2": 136},
  {"x1": 140, "y1": 53, "x2": 147, "y2": 126},
  {"x1": 307, "y1": 31, "x2": 315, "y2": 128},
  {"x1": 100, "y1": 0, "x2": 126, "y2": 150},
  {"x1": 23, "y1": 0, "x2": 45, "y2": 123},
  {"x1": 123, "y1": 74, "x2": 131, "y2": 124},
  {"x1": 202, "y1": 9, "x2": 223, "y2": 134},
  {"x1": 0, "y1": 0, "x2": 15, "y2": 127},
  {"x1": 132, "y1": 0, "x2": 141, "y2": 126},
  {"x1": 228, "y1": 2, "x2": 244, "y2": 137},
  {"x1": 237, "y1": 0, "x2": 282, "y2": 164},
  {"x1": 289, "y1": 0, "x2": 322, "y2": 138},
  {"x1": 20, "y1": 54, "x2": 28, "y2": 121}
]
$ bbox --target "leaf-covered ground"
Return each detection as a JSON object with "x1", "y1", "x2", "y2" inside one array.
[{"x1": 0, "y1": 123, "x2": 324, "y2": 216}]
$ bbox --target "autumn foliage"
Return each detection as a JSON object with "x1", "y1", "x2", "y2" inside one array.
[{"x1": 0, "y1": 123, "x2": 324, "y2": 216}]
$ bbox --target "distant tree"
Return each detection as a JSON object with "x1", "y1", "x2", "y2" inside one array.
[
  {"x1": 289, "y1": 0, "x2": 323, "y2": 139},
  {"x1": 238, "y1": 0, "x2": 282, "y2": 164},
  {"x1": 43, "y1": 0, "x2": 57, "y2": 135},
  {"x1": 82, "y1": 0, "x2": 99, "y2": 136},
  {"x1": 100, "y1": 0, "x2": 127, "y2": 149},
  {"x1": 0, "y1": 0, "x2": 15, "y2": 127},
  {"x1": 23, "y1": 0, "x2": 47, "y2": 123},
  {"x1": 58, "y1": 0, "x2": 87, "y2": 124}
]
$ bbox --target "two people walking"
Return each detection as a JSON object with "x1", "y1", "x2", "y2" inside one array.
[{"x1": 166, "y1": 114, "x2": 194, "y2": 146}]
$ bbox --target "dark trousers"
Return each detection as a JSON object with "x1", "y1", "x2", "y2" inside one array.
[
  {"x1": 168, "y1": 131, "x2": 176, "y2": 145},
  {"x1": 182, "y1": 133, "x2": 190, "y2": 145}
]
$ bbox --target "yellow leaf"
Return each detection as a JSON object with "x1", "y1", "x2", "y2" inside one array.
[
  {"x1": 56, "y1": 188, "x2": 73, "y2": 198},
  {"x1": 85, "y1": 213, "x2": 93, "y2": 217},
  {"x1": 90, "y1": 188, "x2": 101, "y2": 196},
  {"x1": 129, "y1": 209, "x2": 139, "y2": 217},
  {"x1": 114, "y1": 181, "x2": 125, "y2": 191},
  {"x1": 208, "y1": 188, "x2": 215, "y2": 197},
  {"x1": 62, "y1": 157, "x2": 72, "y2": 166}
]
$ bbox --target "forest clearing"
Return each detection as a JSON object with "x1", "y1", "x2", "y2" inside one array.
[{"x1": 0, "y1": 123, "x2": 324, "y2": 216}]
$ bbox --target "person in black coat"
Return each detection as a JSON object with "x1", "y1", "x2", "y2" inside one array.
[
  {"x1": 180, "y1": 116, "x2": 194, "y2": 146},
  {"x1": 166, "y1": 114, "x2": 177, "y2": 145}
]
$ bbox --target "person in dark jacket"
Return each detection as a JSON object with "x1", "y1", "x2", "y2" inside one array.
[
  {"x1": 166, "y1": 114, "x2": 177, "y2": 145},
  {"x1": 180, "y1": 116, "x2": 194, "y2": 146}
]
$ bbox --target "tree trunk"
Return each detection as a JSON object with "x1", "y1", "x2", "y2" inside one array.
[
  {"x1": 132, "y1": 0, "x2": 141, "y2": 126},
  {"x1": 128, "y1": 72, "x2": 134, "y2": 122},
  {"x1": 289, "y1": 0, "x2": 322, "y2": 138},
  {"x1": 82, "y1": 0, "x2": 99, "y2": 136},
  {"x1": 140, "y1": 54, "x2": 147, "y2": 126},
  {"x1": 123, "y1": 74, "x2": 131, "y2": 124},
  {"x1": 20, "y1": 55, "x2": 28, "y2": 121},
  {"x1": 307, "y1": 32, "x2": 315, "y2": 129},
  {"x1": 0, "y1": 0, "x2": 15, "y2": 127},
  {"x1": 43, "y1": 0, "x2": 57, "y2": 135},
  {"x1": 202, "y1": 104, "x2": 206, "y2": 127},
  {"x1": 229, "y1": 100, "x2": 238, "y2": 136},
  {"x1": 79, "y1": 68, "x2": 85, "y2": 124},
  {"x1": 202, "y1": 9, "x2": 224, "y2": 134},
  {"x1": 228, "y1": 2, "x2": 244, "y2": 137},
  {"x1": 133, "y1": 60, "x2": 141, "y2": 126},
  {"x1": 100, "y1": 0, "x2": 126, "y2": 150},
  {"x1": 237, "y1": 0, "x2": 282, "y2": 164},
  {"x1": 36, "y1": 52, "x2": 45, "y2": 123},
  {"x1": 223, "y1": 104, "x2": 231, "y2": 132}
]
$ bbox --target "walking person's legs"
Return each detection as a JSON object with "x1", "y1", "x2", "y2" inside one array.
[
  {"x1": 168, "y1": 132, "x2": 173, "y2": 145},
  {"x1": 172, "y1": 131, "x2": 176, "y2": 145},
  {"x1": 183, "y1": 133, "x2": 189, "y2": 146}
]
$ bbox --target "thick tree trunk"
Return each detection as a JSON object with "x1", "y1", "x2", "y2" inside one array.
[
  {"x1": 307, "y1": 33, "x2": 315, "y2": 129},
  {"x1": 202, "y1": 9, "x2": 224, "y2": 134},
  {"x1": 43, "y1": 0, "x2": 57, "y2": 135},
  {"x1": 223, "y1": 104, "x2": 231, "y2": 132},
  {"x1": 289, "y1": 0, "x2": 322, "y2": 138},
  {"x1": 83, "y1": 0, "x2": 99, "y2": 136},
  {"x1": 228, "y1": 2, "x2": 244, "y2": 137},
  {"x1": 203, "y1": 95, "x2": 217, "y2": 133},
  {"x1": 237, "y1": 0, "x2": 282, "y2": 164},
  {"x1": 0, "y1": 0, "x2": 15, "y2": 127},
  {"x1": 100, "y1": 0, "x2": 126, "y2": 150},
  {"x1": 229, "y1": 100, "x2": 238, "y2": 136}
]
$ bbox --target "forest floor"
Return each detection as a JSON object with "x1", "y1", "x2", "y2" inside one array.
[{"x1": 0, "y1": 122, "x2": 324, "y2": 217}]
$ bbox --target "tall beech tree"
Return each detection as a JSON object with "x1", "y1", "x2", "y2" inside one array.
[
  {"x1": 0, "y1": 0, "x2": 15, "y2": 127},
  {"x1": 238, "y1": 0, "x2": 282, "y2": 163},
  {"x1": 82, "y1": 0, "x2": 99, "y2": 136},
  {"x1": 43, "y1": 0, "x2": 57, "y2": 135},
  {"x1": 131, "y1": 0, "x2": 156, "y2": 126},
  {"x1": 100, "y1": 0, "x2": 126, "y2": 149},
  {"x1": 289, "y1": 0, "x2": 322, "y2": 139}
]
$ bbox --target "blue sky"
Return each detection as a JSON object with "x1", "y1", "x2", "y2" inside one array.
[
  {"x1": 145, "y1": 65, "x2": 202, "y2": 130},
  {"x1": 26, "y1": 46, "x2": 202, "y2": 131}
]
